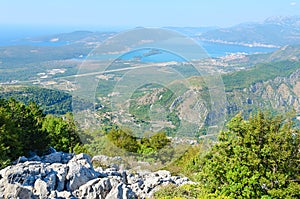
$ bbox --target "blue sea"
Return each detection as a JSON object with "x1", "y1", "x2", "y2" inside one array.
[
  {"x1": 117, "y1": 43, "x2": 278, "y2": 62},
  {"x1": 0, "y1": 26, "x2": 279, "y2": 58},
  {"x1": 199, "y1": 41, "x2": 278, "y2": 58}
]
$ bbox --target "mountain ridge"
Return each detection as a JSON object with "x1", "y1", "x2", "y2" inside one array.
[{"x1": 199, "y1": 15, "x2": 300, "y2": 46}]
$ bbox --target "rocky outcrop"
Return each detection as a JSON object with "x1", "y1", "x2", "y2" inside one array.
[
  {"x1": 0, "y1": 151, "x2": 193, "y2": 199},
  {"x1": 226, "y1": 69, "x2": 300, "y2": 116}
]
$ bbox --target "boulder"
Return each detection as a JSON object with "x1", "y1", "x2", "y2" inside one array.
[
  {"x1": 66, "y1": 154, "x2": 98, "y2": 191},
  {"x1": 153, "y1": 170, "x2": 171, "y2": 179},
  {"x1": 42, "y1": 152, "x2": 63, "y2": 164},
  {"x1": 92, "y1": 155, "x2": 124, "y2": 170},
  {"x1": 34, "y1": 178, "x2": 49, "y2": 198},
  {"x1": 56, "y1": 190, "x2": 75, "y2": 199},
  {"x1": 70, "y1": 153, "x2": 93, "y2": 168},
  {"x1": 3, "y1": 183, "x2": 33, "y2": 199},
  {"x1": 44, "y1": 171, "x2": 57, "y2": 191},
  {"x1": 75, "y1": 177, "x2": 115, "y2": 198},
  {"x1": 14, "y1": 156, "x2": 28, "y2": 164},
  {"x1": 106, "y1": 183, "x2": 137, "y2": 199},
  {"x1": 49, "y1": 163, "x2": 69, "y2": 191},
  {"x1": 42, "y1": 151, "x2": 74, "y2": 164},
  {"x1": 174, "y1": 176, "x2": 191, "y2": 185},
  {"x1": 28, "y1": 155, "x2": 42, "y2": 162}
]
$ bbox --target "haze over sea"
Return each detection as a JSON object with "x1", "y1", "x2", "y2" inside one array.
[{"x1": 0, "y1": 26, "x2": 278, "y2": 58}]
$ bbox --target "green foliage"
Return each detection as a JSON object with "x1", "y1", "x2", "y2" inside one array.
[
  {"x1": 138, "y1": 144, "x2": 156, "y2": 156},
  {"x1": 154, "y1": 184, "x2": 212, "y2": 199},
  {"x1": 0, "y1": 106, "x2": 21, "y2": 168},
  {"x1": 196, "y1": 112, "x2": 300, "y2": 198},
  {"x1": 107, "y1": 128, "x2": 140, "y2": 153},
  {"x1": 0, "y1": 98, "x2": 83, "y2": 168},
  {"x1": 72, "y1": 143, "x2": 90, "y2": 155},
  {"x1": 142, "y1": 131, "x2": 171, "y2": 151},
  {"x1": 156, "y1": 112, "x2": 300, "y2": 198},
  {"x1": 42, "y1": 112, "x2": 82, "y2": 153},
  {"x1": 138, "y1": 131, "x2": 172, "y2": 162},
  {"x1": 0, "y1": 86, "x2": 92, "y2": 115},
  {"x1": 157, "y1": 88, "x2": 174, "y2": 106},
  {"x1": 154, "y1": 184, "x2": 232, "y2": 199},
  {"x1": 166, "y1": 112, "x2": 180, "y2": 132},
  {"x1": 103, "y1": 128, "x2": 172, "y2": 162},
  {"x1": 164, "y1": 145, "x2": 204, "y2": 178},
  {"x1": 87, "y1": 133, "x2": 128, "y2": 157},
  {"x1": 223, "y1": 61, "x2": 300, "y2": 91},
  {"x1": 96, "y1": 79, "x2": 116, "y2": 97},
  {"x1": 5, "y1": 99, "x2": 50, "y2": 156},
  {"x1": 0, "y1": 98, "x2": 50, "y2": 168},
  {"x1": 129, "y1": 104, "x2": 151, "y2": 120}
]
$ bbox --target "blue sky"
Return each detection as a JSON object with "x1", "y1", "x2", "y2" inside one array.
[{"x1": 1, "y1": 0, "x2": 300, "y2": 29}]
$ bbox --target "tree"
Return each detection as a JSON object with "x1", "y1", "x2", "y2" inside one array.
[
  {"x1": 197, "y1": 112, "x2": 300, "y2": 198},
  {"x1": 0, "y1": 98, "x2": 50, "y2": 168},
  {"x1": 0, "y1": 98, "x2": 86, "y2": 168},
  {"x1": 6, "y1": 99, "x2": 50, "y2": 156},
  {"x1": 0, "y1": 106, "x2": 21, "y2": 168},
  {"x1": 107, "y1": 128, "x2": 139, "y2": 153},
  {"x1": 42, "y1": 113, "x2": 82, "y2": 153},
  {"x1": 148, "y1": 131, "x2": 170, "y2": 150},
  {"x1": 140, "y1": 131, "x2": 170, "y2": 150}
]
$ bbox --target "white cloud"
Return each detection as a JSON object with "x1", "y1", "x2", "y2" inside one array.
[{"x1": 290, "y1": 1, "x2": 297, "y2": 6}]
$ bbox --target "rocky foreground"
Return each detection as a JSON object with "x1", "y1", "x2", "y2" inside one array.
[{"x1": 0, "y1": 151, "x2": 192, "y2": 199}]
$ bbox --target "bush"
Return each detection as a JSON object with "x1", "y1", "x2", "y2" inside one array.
[{"x1": 196, "y1": 112, "x2": 300, "y2": 198}]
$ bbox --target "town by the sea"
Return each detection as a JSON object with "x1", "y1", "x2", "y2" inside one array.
[{"x1": 0, "y1": 26, "x2": 279, "y2": 58}]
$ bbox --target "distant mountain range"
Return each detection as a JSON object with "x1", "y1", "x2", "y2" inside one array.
[
  {"x1": 199, "y1": 16, "x2": 300, "y2": 46},
  {"x1": 9, "y1": 16, "x2": 300, "y2": 49}
]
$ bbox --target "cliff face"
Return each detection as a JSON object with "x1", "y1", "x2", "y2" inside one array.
[
  {"x1": 122, "y1": 65, "x2": 300, "y2": 137},
  {"x1": 0, "y1": 151, "x2": 192, "y2": 199},
  {"x1": 226, "y1": 69, "x2": 300, "y2": 116}
]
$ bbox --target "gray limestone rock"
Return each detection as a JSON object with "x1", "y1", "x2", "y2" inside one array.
[
  {"x1": 34, "y1": 178, "x2": 49, "y2": 198},
  {"x1": 66, "y1": 154, "x2": 98, "y2": 192},
  {"x1": 0, "y1": 150, "x2": 193, "y2": 199},
  {"x1": 106, "y1": 183, "x2": 137, "y2": 199}
]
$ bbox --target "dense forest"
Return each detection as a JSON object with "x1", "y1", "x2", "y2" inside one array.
[{"x1": 0, "y1": 86, "x2": 92, "y2": 115}]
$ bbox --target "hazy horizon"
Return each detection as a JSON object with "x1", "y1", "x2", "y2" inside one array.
[
  {"x1": 0, "y1": 15, "x2": 299, "y2": 42},
  {"x1": 1, "y1": 0, "x2": 300, "y2": 29}
]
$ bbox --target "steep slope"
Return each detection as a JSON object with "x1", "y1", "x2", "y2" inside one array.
[
  {"x1": 122, "y1": 60, "x2": 300, "y2": 136},
  {"x1": 225, "y1": 68, "x2": 300, "y2": 116}
]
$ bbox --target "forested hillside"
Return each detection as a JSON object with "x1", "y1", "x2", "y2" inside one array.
[{"x1": 0, "y1": 86, "x2": 92, "y2": 115}]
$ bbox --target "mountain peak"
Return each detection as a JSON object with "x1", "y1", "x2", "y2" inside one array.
[{"x1": 264, "y1": 16, "x2": 300, "y2": 27}]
